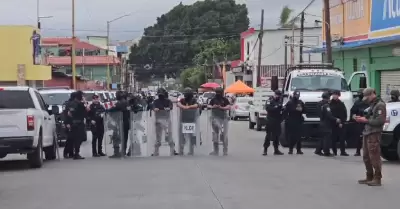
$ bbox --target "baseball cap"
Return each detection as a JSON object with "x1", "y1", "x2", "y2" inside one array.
[{"x1": 362, "y1": 88, "x2": 375, "y2": 101}]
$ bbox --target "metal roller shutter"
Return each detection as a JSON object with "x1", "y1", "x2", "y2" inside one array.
[{"x1": 380, "y1": 70, "x2": 400, "y2": 102}]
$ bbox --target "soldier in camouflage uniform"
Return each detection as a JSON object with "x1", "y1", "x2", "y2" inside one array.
[{"x1": 355, "y1": 88, "x2": 386, "y2": 186}]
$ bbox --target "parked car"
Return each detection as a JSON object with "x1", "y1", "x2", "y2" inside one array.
[
  {"x1": 0, "y1": 86, "x2": 58, "y2": 168},
  {"x1": 230, "y1": 97, "x2": 252, "y2": 120}
]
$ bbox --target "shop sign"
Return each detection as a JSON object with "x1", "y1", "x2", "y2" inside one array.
[{"x1": 370, "y1": 0, "x2": 400, "y2": 32}]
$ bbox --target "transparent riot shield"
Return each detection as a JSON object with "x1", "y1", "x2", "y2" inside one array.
[
  {"x1": 103, "y1": 112, "x2": 125, "y2": 158},
  {"x1": 206, "y1": 109, "x2": 230, "y2": 156},
  {"x1": 129, "y1": 110, "x2": 151, "y2": 157},
  {"x1": 177, "y1": 108, "x2": 201, "y2": 155},
  {"x1": 147, "y1": 109, "x2": 175, "y2": 156}
]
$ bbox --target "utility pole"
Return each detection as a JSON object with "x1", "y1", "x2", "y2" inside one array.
[
  {"x1": 284, "y1": 36, "x2": 288, "y2": 70},
  {"x1": 299, "y1": 12, "x2": 305, "y2": 64},
  {"x1": 37, "y1": 0, "x2": 40, "y2": 29},
  {"x1": 71, "y1": 0, "x2": 77, "y2": 89},
  {"x1": 324, "y1": 0, "x2": 332, "y2": 63},
  {"x1": 256, "y1": 9, "x2": 264, "y2": 87},
  {"x1": 106, "y1": 22, "x2": 110, "y2": 90}
]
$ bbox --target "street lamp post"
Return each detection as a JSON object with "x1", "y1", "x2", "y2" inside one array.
[
  {"x1": 72, "y1": 0, "x2": 77, "y2": 89},
  {"x1": 36, "y1": 0, "x2": 53, "y2": 29},
  {"x1": 106, "y1": 14, "x2": 131, "y2": 90}
]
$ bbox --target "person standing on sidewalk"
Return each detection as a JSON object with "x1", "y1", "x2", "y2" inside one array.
[{"x1": 355, "y1": 88, "x2": 386, "y2": 186}]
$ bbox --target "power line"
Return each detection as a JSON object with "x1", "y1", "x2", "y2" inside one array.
[
  {"x1": 41, "y1": 23, "x2": 253, "y2": 34},
  {"x1": 289, "y1": 0, "x2": 317, "y2": 24}
]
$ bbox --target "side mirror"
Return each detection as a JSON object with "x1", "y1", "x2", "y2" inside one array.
[
  {"x1": 248, "y1": 100, "x2": 254, "y2": 105},
  {"x1": 51, "y1": 105, "x2": 60, "y2": 115},
  {"x1": 359, "y1": 76, "x2": 367, "y2": 88},
  {"x1": 271, "y1": 76, "x2": 279, "y2": 91}
]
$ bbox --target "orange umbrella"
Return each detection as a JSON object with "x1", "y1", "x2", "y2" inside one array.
[{"x1": 225, "y1": 80, "x2": 254, "y2": 93}]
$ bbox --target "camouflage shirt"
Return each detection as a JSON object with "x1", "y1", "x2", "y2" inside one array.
[{"x1": 363, "y1": 98, "x2": 386, "y2": 136}]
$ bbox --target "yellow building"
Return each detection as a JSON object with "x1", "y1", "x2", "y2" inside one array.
[{"x1": 0, "y1": 25, "x2": 51, "y2": 86}]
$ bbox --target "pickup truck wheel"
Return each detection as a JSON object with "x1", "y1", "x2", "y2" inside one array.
[
  {"x1": 397, "y1": 140, "x2": 400, "y2": 160},
  {"x1": 27, "y1": 135, "x2": 44, "y2": 168},
  {"x1": 44, "y1": 135, "x2": 57, "y2": 160},
  {"x1": 248, "y1": 116, "x2": 255, "y2": 129},
  {"x1": 256, "y1": 118, "x2": 262, "y2": 131},
  {"x1": 0, "y1": 153, "x2": 7, "y2": 159},
  {"x1": 381, "y1": 146, "x2": 399, "y2": 161}
]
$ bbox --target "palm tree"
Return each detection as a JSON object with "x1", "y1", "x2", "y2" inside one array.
[{"x1": 278, "y1": 5, "x2": 299, "y2": 28}]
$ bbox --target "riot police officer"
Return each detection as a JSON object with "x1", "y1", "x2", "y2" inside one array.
[
  {"x1": 283, "y1": 90, "x2": 305, "y2": 155},
  {"x1": 315, "y1": 92, "x2": 341, "y2": 156},
  {"x1": 88, "y1": 95, "x2": 106, "y2": 157},
  {"x1": 329, "y1": 90, "x2": 349, "y2": 156},
  {"x1": 350, "y1": 89, "x2": 369, "y2": 156},
  {"x1": 62, "y1": 92, "x2": 76, "y2": 159},
  {"x1": 388, "y1": 89, "x2": 400, "y2": 103},
  {"x1": 67, "y1": 91, "x2": 87, "y2": 160},
  {"x1": 108, "y1": 91, "x2": 130, "y2": 158},
  {"x1": 152, "y1": 88, "x2": 175, "y2": 156},
  {"x1": 263, "y1": 90, "x2": 284, "y2": 156}
]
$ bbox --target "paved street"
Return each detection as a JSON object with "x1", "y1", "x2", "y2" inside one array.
[{"x1": 1, "y1": 112, "x2": 400, "y2": 209}]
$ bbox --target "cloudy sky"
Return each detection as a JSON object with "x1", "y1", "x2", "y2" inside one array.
[{"x1": 0, "y1": 0, "x2": 322, "y2": 41}]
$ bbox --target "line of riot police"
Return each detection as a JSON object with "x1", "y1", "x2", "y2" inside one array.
[{"x1": 261, "y1": 88, "x2": 391, "y2": 157}]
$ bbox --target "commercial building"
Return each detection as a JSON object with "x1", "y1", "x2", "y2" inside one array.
[
  {"x1": 229, "y1": 26, "x2": 323, "y2": 88},
  {"x1": 0, "y1": 25, "x2": 51, "y2": 86},
  {"x1": 310, "y1": 0, "x2": 400, "y2": 101},
  {"x1": 42, "y1": 37, "x2": 120, "y2": 89}
]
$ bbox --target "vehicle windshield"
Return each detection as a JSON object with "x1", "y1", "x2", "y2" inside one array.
[
  {"x1": 84, "y1": 93, "x2": 95, "y2": 101},
  {"x1": 290, "y1": 75, "x2": 349, "y2": 91},
  {"x1": 99, "y1": 93, "x2": 107, "y2": 102},
  {"x1": 0, "y1": 91, "x2": 35, "y2": 109},
  {"x1": 203, "y1": 92, "x2": 215, "y2": 98},
  {"x1": 41, "y1": 93, "x2": 71, "y2": 105}
]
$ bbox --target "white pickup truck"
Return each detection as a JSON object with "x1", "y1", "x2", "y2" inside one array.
[{"x1": 0, "y1": 86, "x2": 58, "y2": 168}]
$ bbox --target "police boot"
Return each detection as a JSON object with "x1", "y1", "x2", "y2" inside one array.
[
  {"x1": 209, "y1": 143, "x2": 219, "y2": 156},
  {"x1": 169, "y1": 146, "x2": 175, "y2": 156},
  {"x1": 358, "y1": 173, "x2": 373, "y2": 184},
  {"x1": 274, "y1": 147, "x2": 284, "y2": 155},
  {"x1": 367, "y1": 173, "x2": 382, "y2": 186},
  {"x1": 109, "y1": 148, "x2": 122, "y2": 158},
  {"x1": 288, "y1": 149, "x2": 294, "y2": 155},
  {"x1": 296, "y1": 149, "x2": 304, "y2": 155},
  {"x1": 262, "y1": 148, "x2": 268, "y2": 156},
  {"x1": 98, "y1": 150, "x2": 106, "y2": 157},
  {"x1": 152, "y1": 147, "x2": 160, "y2": 156}
]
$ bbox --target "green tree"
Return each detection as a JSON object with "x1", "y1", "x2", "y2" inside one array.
[
  {"x1": 278, "y1": 5, "x2": 299, "y2": 28},
  {"x1": 180, "y1": 67, "x2": 206, "y2": 89},
  {"x1": 129, "y1": 0, "x2": 249, "y2": 80}
]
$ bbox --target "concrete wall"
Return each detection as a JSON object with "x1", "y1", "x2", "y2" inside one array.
[{"x1": 0, "y1": 25, "x2": 51, "y2": 81}]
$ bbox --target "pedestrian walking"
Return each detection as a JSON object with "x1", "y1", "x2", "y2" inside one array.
[
  {"x1": 355, "y1": 88, "x2": 385, "y2": 186},
  {"x1": 315, "y1": 91, "x2": 341, "y2": 157},
  {"x1": 350, "y1": 89, "x2": 369, "y2": 156},
  {"x1": 283, "y1": 90, "x2": 305, "y2": 155},
  {"x1": 87, "y1": 95, "x2": 106, "y2": 157},
  {"x1": 329, "y1": 90, "x2": 349, "y2": 156},
  {"x1": 263, "y1": 90, "x2": 284, "y2": 156},
  {"x1": 207, "y1": 87, "x2": 231, "y2": 156}
]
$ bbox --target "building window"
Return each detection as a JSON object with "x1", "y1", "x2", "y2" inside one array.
[
  {"x1": 235, "y1": 76, "x2": 243, "y2": 81},
  {"x1": 353, "y1": 58, "x2": 357, "y2": 72},
  {"x1": 245, "y1": 81, "x2": 252, "y2": 87}
]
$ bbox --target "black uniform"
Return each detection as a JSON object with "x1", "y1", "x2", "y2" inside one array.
[
  {"x1": 315, "y1": 93, "x2": 338, "y2": 156},
  {"x1": 263, "y1": 92, "x2": 284, "y2": 155},
  {"x1": 388, "y1": 89, "x2": 400, "y2": 103},
  {"x1": 68, "y1": 97, "x2": 87, "y2": 159},
  {"x1": 108, "y1": 96, "x2": 130, "y2": 157},
  {"x1": 62, "y1": 95, "x2": 75, "y2": 158},
  {"x1": 283, "y1": 92, "x2": 305, "y2": 154},
  {"x1": 329, "y1": 96, "x2": 348, "y2": 156},
  {"x1": 88, "y1": 102, "x2": 106, "y2": 156},
  {"x1": 350, "y1": 95, "x2": 369, "y2": 155}
]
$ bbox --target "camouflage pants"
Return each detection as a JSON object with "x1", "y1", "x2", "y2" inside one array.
[
  {"x1": 155, "y1": 118, "x2": 174, "y2": 148},
  {"x1": 362, "y1": 133, "x2": 382, "y2": 179},
  {"x1": 211, "y1": 117, "x2": 228, "y2": 150}
]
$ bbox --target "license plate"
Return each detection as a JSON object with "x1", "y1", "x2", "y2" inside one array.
[{"x1": 182, "y1": 123, "x2": 196, "y2": 133}]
